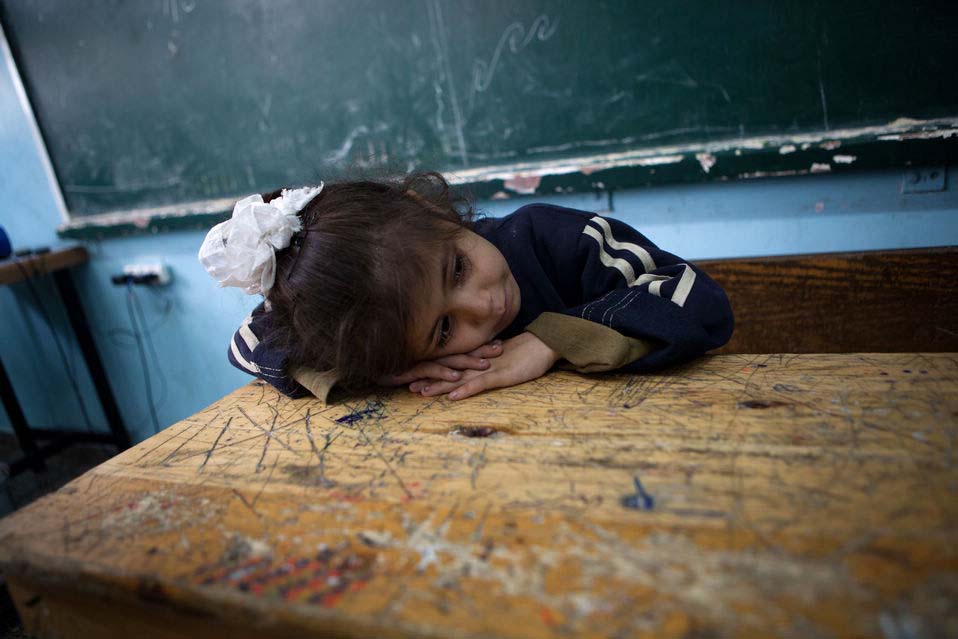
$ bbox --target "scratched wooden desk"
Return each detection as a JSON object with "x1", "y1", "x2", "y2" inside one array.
[{"x1": 1, "y1": 353, "x2": 956, "y2": 638}]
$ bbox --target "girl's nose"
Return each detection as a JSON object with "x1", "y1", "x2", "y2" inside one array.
[{"x1": 452, "y1": 288, "x2": 492, "y2": 324}]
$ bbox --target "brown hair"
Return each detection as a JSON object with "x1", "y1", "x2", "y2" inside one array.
[{"x1": 264, "y1": 172, "x2": 473, "y2": 389}]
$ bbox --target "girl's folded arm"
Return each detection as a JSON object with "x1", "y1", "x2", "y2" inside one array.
[
  {"x1": 524, "y1": 211, "x2": 734, "y2": 372},
  {"x1": 226, "y1": 303, "x2": 312, "y2": 398}
]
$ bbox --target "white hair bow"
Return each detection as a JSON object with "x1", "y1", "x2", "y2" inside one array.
[{"x1": 198, "y1": 184, "x2": 324, "y2": 295}]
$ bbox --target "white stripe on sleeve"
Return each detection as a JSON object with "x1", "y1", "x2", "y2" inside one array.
[
  {"x1": 671, "y1": 264, "x2": 697, "y2": 308},
  {"x1": 583, "y1": 225, "x2": 637, "y2": 285},
  {"x1": 581, "y1": 218, "x2": 697, "y2": 308},
  {"x1": 635, "y1": 273, "x2": 671, "y2": 287},
  {"x1": 230, "y1": 334, "x2": 260, "y2": 374},
  {"x1": 238, "y1": 315, "x2": 260, "y2": 351},
  {"x1": 588, "y1": 216, "x2": 657, "y2": 272}
]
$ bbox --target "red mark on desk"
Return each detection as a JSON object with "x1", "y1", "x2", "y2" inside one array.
[
  {"x1": 194, "y1": 548, "x2": 375, "y2": 607},
  {"x1": 540, "y1": 606, "x2": 558, "y2": 626}
]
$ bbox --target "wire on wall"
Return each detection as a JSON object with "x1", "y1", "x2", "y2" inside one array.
[
  {"x1": 124, "y1": 281, "x2": 161, "y2": 435},
  {"x1": 103, "y1": 297, "x2": 170, "y2": 418}
]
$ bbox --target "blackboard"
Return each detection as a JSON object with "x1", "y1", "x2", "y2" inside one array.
[{"x1": 2, "y1": 0, "x2": 957, "y2": 236}]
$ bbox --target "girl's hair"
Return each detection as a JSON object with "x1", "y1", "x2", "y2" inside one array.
[{"x1": 264, "y1": 171, "x2": 473, "y2": 389}]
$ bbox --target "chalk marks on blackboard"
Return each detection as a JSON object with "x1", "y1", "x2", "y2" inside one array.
[
  {"x1": 162, "y1": 0, "x2": 196, "y2": 26},
  {"x1": 817, "y1": 49, "x2": 830, "y2": 132},
  {"x1": 471, "y1": 14, "x2": 559, "y2": 94},
  {"x1": 428, "y1": 0, "x2": 469, "y2": 167},
  {"x1": 64, "y1": 174, "x2": 182, "y2": 195},
  {"x1": 427, "y1": 6, "x2": 559, "y2": 167},
  {"x1": 633, "y1": 60, "x2": 732, "y2": 105},
  {"x1": 325, "y1": 125, "x2": 369, "y2": 164}
]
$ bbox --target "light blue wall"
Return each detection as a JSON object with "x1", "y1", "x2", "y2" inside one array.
[
  {"x1": 1, "y1": 42, "x2": 956, "y2": 443},
  {"x1": 481, "y1": 168, "x2": 958, "y2": 260},
  {"x1": 0, "y1": 42, "x2": 259, "y2": 441}
]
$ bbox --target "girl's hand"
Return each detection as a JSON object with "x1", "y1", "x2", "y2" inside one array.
[
  {"x1": 416, "y1": 332, "x2": 559, "y2": 400},
  {"x1": 377, "y1": 340, "x2": 503, "y2": 387}
]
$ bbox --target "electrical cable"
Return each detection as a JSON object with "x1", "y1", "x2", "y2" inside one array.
[
  {"x1": 104, "y1": 298, "x2": 173, "y2": 346},
  {"x1": 125, "y1": 281, "x2": 160, "y2": 435},
  {"x1": 103, "y1": 297, "x2": 172, "y2": 413},
  {"x1": 129, "y1": 286, "x2": 168, "y2": 421},
  {"x1": 10, "y1": 256, "x2": 94, "y2": 433}
]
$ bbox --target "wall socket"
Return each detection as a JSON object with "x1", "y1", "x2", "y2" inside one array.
[
  {"x1": 122, "y1": 263, "x2": 171, "y2": 285},
  {"x1": 901, "y1": 167, "x2": 946, "y2": 194}
]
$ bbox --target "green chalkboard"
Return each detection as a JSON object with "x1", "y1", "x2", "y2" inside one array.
[{"x1": 2, "y1": 0, "x2": 957, "y2": 236}]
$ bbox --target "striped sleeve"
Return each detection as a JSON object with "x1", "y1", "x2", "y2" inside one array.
[
  {"x1": 227, "y1": 304, "x2": 310, "y2": 398},
  {"x1": 530, "y1": 212, "x2": 733, "y2": 372}
]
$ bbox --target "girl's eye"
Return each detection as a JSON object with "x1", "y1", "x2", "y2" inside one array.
[
  {"x1": 438, "y1": 316, "x2": 451, "y2": 348},
  {"x1": 453, "y1": 254, "x2": 469, "y2": 283},
  {"x1": 438, "y1": 253, "x2": 468, "y2": 350}
]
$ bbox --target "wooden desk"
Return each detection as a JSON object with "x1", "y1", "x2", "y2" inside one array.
[
  {"x1": 0, "y1": 248, "x2": 130, "y2": 476},
  {"x1": 1, "y1": 354, "x2": 955, "y2": 638},
  {"x1": 0, "y1": 247, "x2": 88, "y2": 286}
]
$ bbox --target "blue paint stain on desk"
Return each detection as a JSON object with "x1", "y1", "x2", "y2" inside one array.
[
  {"x1": 621, "y1": 476, "x2": 655, "y2": 511},
  {"x1": 336, "y1": 401, "x2": 385, "y2": 425}
]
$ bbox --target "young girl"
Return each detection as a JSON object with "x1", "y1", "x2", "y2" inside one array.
[{"x1": 199, "y1": 172, "x2": 733, "y2": 403}]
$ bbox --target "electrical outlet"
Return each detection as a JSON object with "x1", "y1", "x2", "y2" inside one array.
[
  {"x1": 122, "y1": 263, "x2": 171, "y2": 285},
  {"x1": 901, "y1": 167, "x2": 946, "y2": 194}
]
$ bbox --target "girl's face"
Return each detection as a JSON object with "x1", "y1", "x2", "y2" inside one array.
[{"x1": 411, "y1": 228, "x2": 521, "y2": 361}]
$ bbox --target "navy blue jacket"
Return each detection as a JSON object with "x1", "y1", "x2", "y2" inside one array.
[{"x1": 478, "y1": 204, "x2": 733, "y2": 372}]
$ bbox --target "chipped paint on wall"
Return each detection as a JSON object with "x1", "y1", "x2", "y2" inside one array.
[
  {"x1": 634, "y1": 154, "x2": 684, "y2": 166},
  {"x1": 57, "y1": 116, "x2": 958, "y2": 235},
  {"x1": 737, "y1": 169, "x2": 802, "y2": 179},
  {"x1": 443, "y1": 116, "x2": 958, "y2": 187},
  {"x1": 696, "y1": 153, "x2": 717, "y2": 173},
  {"x1": 503, "y1": 174, "x2": 543, "y2": 194},
  {"x1": 878, "y1": 129, "x2": 958, "y2": 141}
]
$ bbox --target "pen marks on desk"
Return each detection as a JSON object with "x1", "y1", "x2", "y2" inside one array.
[
  {"x1": 238, "y1": 406, "x2": 301, "y2": 460},
  {"x1": 301, "y1": 408, "x2": 341, "y2": 489},
  {"x1": 200, "y1": 416, "x2": 232, "y2": 470},
  {"x1": 254, "y1": 409, "x2": 277, "y2": 473},
  {"x1": 336, "y1": 400, "x2": 386, "y2": 425},
  {"x1": 610, "y1": 367, "x2": 688, "y2": 409},
  {"x1": 737, "y1": 399, "x2": 789, "y2": 410},
  {"x1": 620, "y1": 475, "x2": 655, "y2": 511},
  {"x1": 230, "y1": 487, "x2": 264, "y2": 521},
  {"x1": 160, "y1": 412, "x2": 220, "y2": 466},
  {"x1": 252, "y1": 455, "x2": 278, "y2": 508},
  {"x1": 355, "y1": 422, "x2": 414, "y2": 501},
  {"x1": 772, "y1": 383, "x2": 803, "y2": 394},
  {"x1": 131, "y1": 419, "x2": 195, "y2": 464},
  {"x1": 468, "y1": 443, "x2": 489, "y2": 489},
  {"x1": 284, "y1": 412, "x2": 347, "y2": 490}
]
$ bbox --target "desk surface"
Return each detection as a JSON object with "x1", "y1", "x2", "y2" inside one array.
[
  {"x1": 0, "y1": 247, "x2": 88, "y2": 286},
  {"x1": 1, "y1": 353, "x2": 956, "y2": 638}
]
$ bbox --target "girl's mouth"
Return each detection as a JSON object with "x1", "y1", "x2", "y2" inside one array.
[{"x1": 493, "y1": 282, "x2": 513, "y2": 334}]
